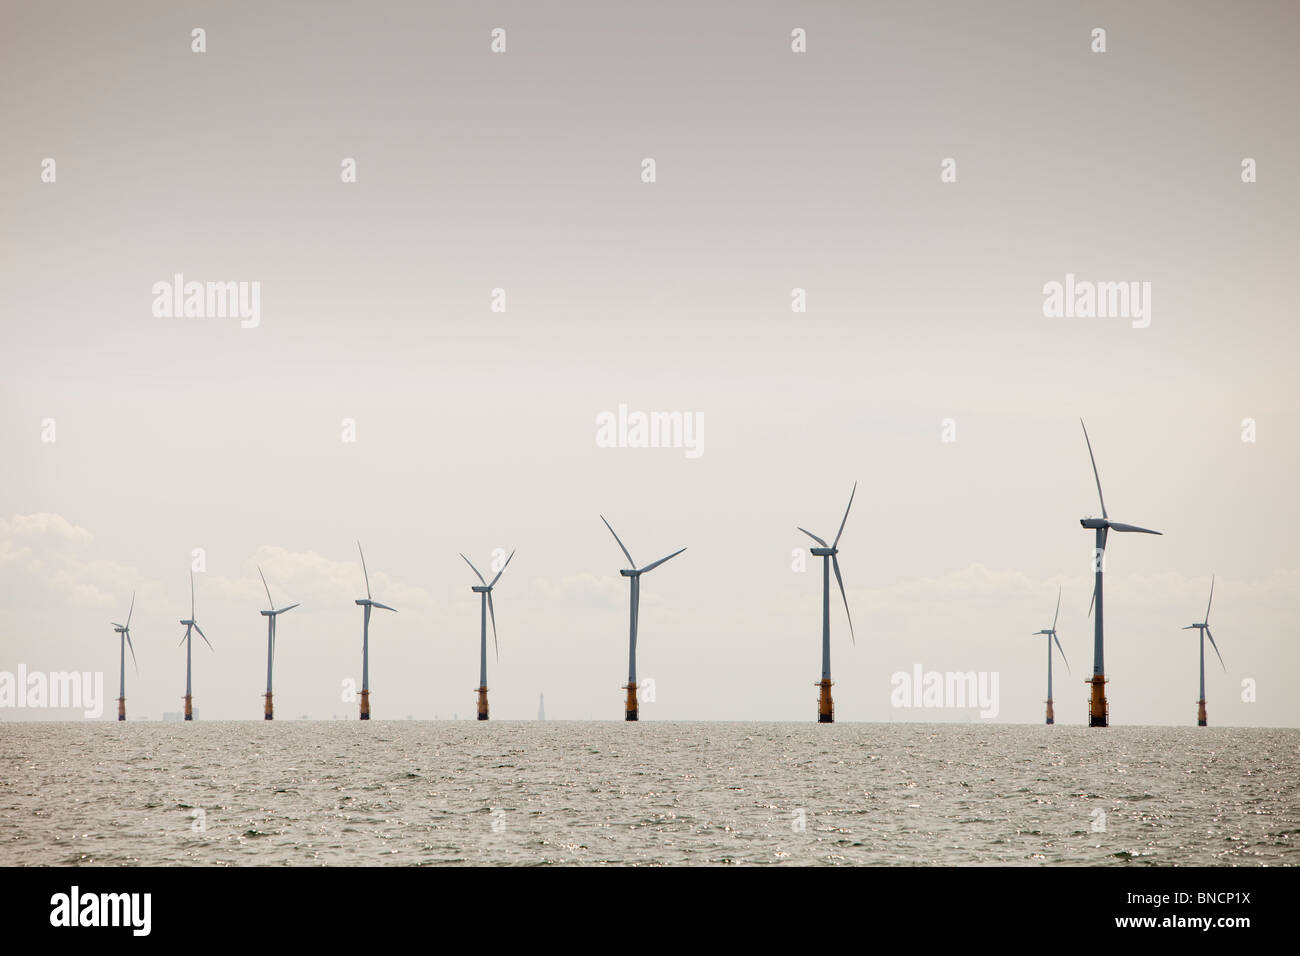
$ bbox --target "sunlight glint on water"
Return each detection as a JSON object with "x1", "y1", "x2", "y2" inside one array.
[{"x1": 1, "y1": 722, "x2": 1295, "y2": 866}]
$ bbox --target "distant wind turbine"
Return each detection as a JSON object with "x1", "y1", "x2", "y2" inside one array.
[
  {"x1": 798, "y1": 482, "x2": 857, "y2": 723},
  {"x1": 1182, "y1": 576, "x2": 1226, "y2": 726},
  {"x1": 355, "y1": 542, "x2": 396, "y2": 720},
  {"x1": 258, "y1": 567, "x2": 300, "y2": 721},
  {"x1": 177, "y1": 571, "x2": 212, "y2": 721},
  {"x1": 601, "y1": 516, "x2": 685, "y2": 721},
  {"x1": 1031, "y1": 586, "x2": 1070, "y2": 724},
  {"x1": 460, "y1": 549, "x2": 515, "y2": 721},
  {"x1": 111, "y1": 592, "x2": 138, "y2": 722},
  {"x1": 1079, "y1": 420, "x2": 1161, "y2": 727}
]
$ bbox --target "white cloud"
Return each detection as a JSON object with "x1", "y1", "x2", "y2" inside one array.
[{"x1": 0, "y1": 513, "x2": 135, "y2": 609}]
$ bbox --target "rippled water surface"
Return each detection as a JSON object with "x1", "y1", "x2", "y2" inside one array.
[{"x1": 1, "y1": 722, "x2": 1296, "y2": 865}]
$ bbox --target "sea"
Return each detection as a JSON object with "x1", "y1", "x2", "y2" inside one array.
[{"x1": 1, "y1": 722, "x2": 1296, "y2": 866}]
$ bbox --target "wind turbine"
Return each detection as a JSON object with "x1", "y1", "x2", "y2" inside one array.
[
  {"x1": 601, "y1": 516, "x2": 685, "y2": 721},
  {"x1": 1182, "y1": 576, "x2": 1225, "y2": 726},
  {"x1": 797, "y1": 482, "x2": 857, "y2": 723},
  {"x1": 355, "y1": 542, "x2": 396, "y2": 720},
  {"x1": 177, "y1": 571, "x2": 212, "y2": 721},
  {"x1": 258, "y1": 567, "x2": 300, "y2": 721},
  {"x1": 1032, "y1": 586, "x2": 1070, "y2": 724},
  {"x1": 460, "y1": 549, "x2": 516, "y2": 720},
  {"x1": 1079, "y1": 420, "x2": 1161, "y2": 727},
  {"x1": 110, "y1": 592, "x2": 138, "y2": 721}
]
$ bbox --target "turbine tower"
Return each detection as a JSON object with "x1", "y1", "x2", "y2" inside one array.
[
  {"x1": 355, "y1": 542, "x2": 396, "y2": 720},
  {"x1": 601, "y1": 516, "x2": 685, "y2": 721},
  {"x1": 460, "y1": 549, "x2": 515, "y2": 721},
  {"x1": 1183, "y1": 576, "x2": 1225, "y2": 726},
  {"x1": 177, "y1": 571, "x2": 212, "y2": 720},
  {"x1": 1079, "y1": 420, "x2": 1161, "y2": 727},
  {"x1": 1032, "y1": 586, "x2": 1070, "y2": 724},
  {"x1": 797, "y1": 482, "x2": 857, "y2": 723},
  {"x1": 258, "y1": 567, "x2": 300, "y2": 721},
  {"x1": 110, "y1": 592, "x2": 138, "y2": 721}
]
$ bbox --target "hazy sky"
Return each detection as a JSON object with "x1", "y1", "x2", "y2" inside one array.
[{"x1": 1, "y1": 1, "x2": 1297, "y2": 725}]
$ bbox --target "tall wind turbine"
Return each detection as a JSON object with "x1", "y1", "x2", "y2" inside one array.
[
  {"x1": 258, "y1": 567, "x2": 300, "y2": 721},
  {"x1": 177, "y1": 571, "x2": 212, "y2": 721},
  {"x1": 1079, "y1": 420, "x2": 1161, "y2": 727},
  {"x1": 110, "y1": 592, "x2": 138, "y2": 722},
  {"x1": 797, "y1": 482, "x2": 857, "y2": 723},
  {"x1": 1182, "y1": 576, "x2": 1225, "y2": 726},
  {"x1": 1032, "y1": 586, "x2": 1070, "y2": 724},
  {"x1": 355, "y1": 542, "x2": 396, "y2": 720},
  {"x1": 460, "y1": 549, "x2": 515, "y2": 720},
  {"x1": 601, "y1": 516, "x2": 685, "y2": 721}
]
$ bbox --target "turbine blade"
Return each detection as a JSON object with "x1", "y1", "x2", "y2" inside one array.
[
  {"x1": 488, "y1": 549, "x2": 516, "y2": 588},
  {"x1": 639, "y1": 547, "x2": 686, "y2": 574},
  {"x1": 1205, "y1": 575, "x2": 1214, "y2": 624},
  {"x1": 1080, "y1": 419, "x2": 1108, "y2": 520},
  {"x1": 259, "y1": 566, "x2": 275, "y2": 610},
  {"x1": 797, "y1": 527, "x2": 829, "y2": 548},
  {"x1": 460, "y1": 553, "x2": 487, "y2": 585},
  {"x1": 488, "y1": 591, "x2": 499, "y2": 663},
  {"x1": 832, "y1": 554, "x2": 854, "y2": 645},
  {"x1": 600, "y1": 516, "x2": 636, "y2": 568},
  {"x1": 126, "y1": 591, "x2": 135, "y2": 628},
  {"x1": 631, "y1": 578, "x2": 639, "y2": 648},
  {"x1": 358, "y1": 541, "x2": 372, "y2": 599},
  {"x1": 1052, "y1": 585, "x2": 1061, "y2": 630},
  {"x1": 194, "y1": 623, "x2": 213, "y2": 651},
  {"x1": 1205, "y1": 627, "x2": 1225, "y2": 671},
  {"x1": 126, "y1": 632, "x2": 138, "y2": 674},
  {"x1": 832, "y1": 481, "x2": 857, "y2": 548},
  {"x1": 1109, "y1": 522, "x2": 1162, "y2": 535},
  {"x1": 1054, "y1": 633, "x2": 1070, "y2": 673}
]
